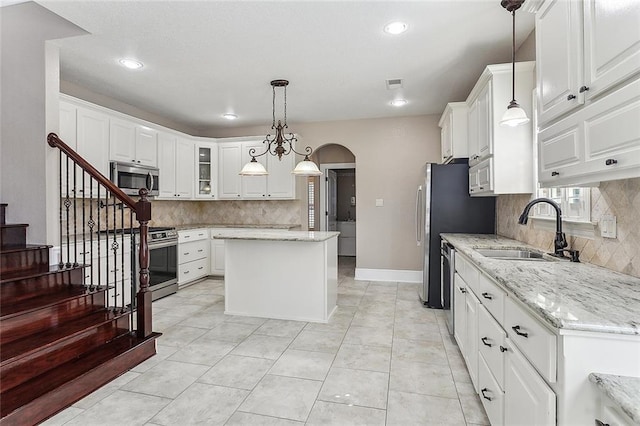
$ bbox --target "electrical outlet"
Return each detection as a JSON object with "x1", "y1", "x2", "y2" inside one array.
[{"x1": 600, "y1": 215, "x2": 617, "y2": 239}]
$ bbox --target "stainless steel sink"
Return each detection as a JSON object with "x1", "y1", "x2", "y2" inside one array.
[{"x1": 476, "y1": 248, "x2": 552, "y2": 261}]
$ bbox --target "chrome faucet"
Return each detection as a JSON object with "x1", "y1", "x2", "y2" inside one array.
[{"x1": 518, "y1": 198, "x2": 579, "y2": 262}]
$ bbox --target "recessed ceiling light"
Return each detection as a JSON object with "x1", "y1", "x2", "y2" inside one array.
[
  {"x1": 119, "y1": 58, "x2": 143, "y2": 70},
  {"x1": 222, "y1": 113, "x2": 238, "y2": 120},
  {"x1": 390, "y1": 99, "x2": 408, "y2": 107},
  {"x1": 384, "y1": 22, "x2": 408, "y2": 35}
]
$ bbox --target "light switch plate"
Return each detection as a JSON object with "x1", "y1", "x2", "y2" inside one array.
[
  {"x1": 375, "y1": 198, "x2": 384, "y2": 207},
  {"x1": 600, "y1": 215, "x2": 617, "y2": 238}
]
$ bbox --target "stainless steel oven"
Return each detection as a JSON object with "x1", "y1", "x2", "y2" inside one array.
[
  {"x1": 441, "y1": 241, "x2": 455, "y2": 335},
  {"x1": 110, "y1": 161, "x2": 159, "y2": 197},
  {"x1": 136, "y1": 227, "x2": 178, "y2": 300}
]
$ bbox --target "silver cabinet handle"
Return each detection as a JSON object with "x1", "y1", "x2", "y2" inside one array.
[{"x1": 415, "y1": 186, "x2": 423, "y2": 246}]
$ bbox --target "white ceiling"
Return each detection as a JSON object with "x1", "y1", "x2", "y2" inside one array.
[{"x1": 37, "y1": 0, "x2": 535, "y2": 133}]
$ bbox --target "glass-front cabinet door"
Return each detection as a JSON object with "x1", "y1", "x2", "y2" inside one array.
[{"x1": 194, "y1": 141, "x2": 218, "y2": 199}]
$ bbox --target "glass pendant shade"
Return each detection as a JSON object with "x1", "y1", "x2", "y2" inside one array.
[
  {"x1": 500, "y1": 102, "x2": 530, "y2": 127},
  {"x1": 292, "y1": 157, "x2": 322, "y2": 176},
  {"x1": 239, "y1": 158, "x2": 268, "y2": 176}
]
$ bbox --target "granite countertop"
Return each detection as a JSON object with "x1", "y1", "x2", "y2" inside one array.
[
  {"x1": 589, "y1": 373, "x2": 640, "y2": 422},
  {"x1": 174, "y1": 223, "x2": 300, "y2": 231},
  {"x1": 440, "y1": 234, "x2": 640, "y2": 335},
  {"x1": 210, "y1": 228, "x2": 340, "y2": 242}
]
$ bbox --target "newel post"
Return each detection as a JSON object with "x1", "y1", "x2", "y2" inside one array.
[{"x1": 136, "y1": 188, "x2": 153, "y2": 338}]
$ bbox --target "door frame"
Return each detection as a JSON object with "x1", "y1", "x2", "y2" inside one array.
[{"x1": 319, "y1": 162, "x2": 356, "y2": 231}]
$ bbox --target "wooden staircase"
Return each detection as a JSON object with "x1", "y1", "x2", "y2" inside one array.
[{"x1": 0, "y1": 203, "x2": 159, "y2": 425}]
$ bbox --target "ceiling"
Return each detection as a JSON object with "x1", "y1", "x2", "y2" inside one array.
[{"x1": 36, "y1": 0, "x2": 535, "y2": 133}]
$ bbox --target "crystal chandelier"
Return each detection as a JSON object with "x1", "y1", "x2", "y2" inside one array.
[{"x1": 239, "y1": 80, "x2": 322, "y2": 176}]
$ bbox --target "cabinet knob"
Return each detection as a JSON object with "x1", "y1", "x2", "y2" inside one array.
[
  {"x1": 551, "y1": 171, "x2": 560, "y2": 177},
  {"x1": 567, "y1": 94, "x2": 576, "y2": 101},
  {"x1": 268, "y1": 194, "x2": 271, "y2": 197},
  {"x1": 605, "y1": 159, "x2": 617, "y2": 166},
  {"x1": 459, "y1": 287, "x2": 466, "y2": 293},
  {"x1": 470, "y1": 189, "x2": 475, "y2": 192},
  {"x1": 480, "y1": 388, "x2": 492, "y2": 401},
  {"x1": 579, "y1": 85, "x2": 590, "y2": 93},
  {"x1": 512, "y1": 325, "x2": 529, "y2": 338},
  {"x1": 479, "y1": 186, "x2": 484, "y2": 190}
]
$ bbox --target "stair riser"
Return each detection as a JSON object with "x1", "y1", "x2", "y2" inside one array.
[
  {"x1": 0, "y1": 335, "x2": 157, "y2": 425},
  {"x1": 0, "y1": 248, "x2": 49, "y2": 275},
  {"x1": 0, "y1": 226, "x2": 27, "y2": 249},
  {"x1": 0, "y1": 291, "x2": 107, "y2": 345},
  {"x1": 0, "y1": 316, "x2": 130, "y2": 393},
  {"x1": 0, "y1": 268, "x2": 85, "y2": 302}
]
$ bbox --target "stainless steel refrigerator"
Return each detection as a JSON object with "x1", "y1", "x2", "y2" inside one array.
[{"x1": 416, "y1": 161, "x2": 495, "y2": 310}]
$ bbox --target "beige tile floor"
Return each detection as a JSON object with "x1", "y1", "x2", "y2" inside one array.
[{"x1": 43, "y1": 257, "x2": 489, "y2": 426}]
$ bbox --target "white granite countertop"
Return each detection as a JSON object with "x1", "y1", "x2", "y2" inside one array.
[
  {"x1": 175, "y1": 223, "x2": 299, "y2": 231},
  {"x1": 589, "y1": 373, "x2": 640, "y2": 423},
  {"x1": 440, "y1": 234, "x2": 640, "y2": 335},
  {"x1": 211, "y1": 228, "x2": 340, "y2": 242}
]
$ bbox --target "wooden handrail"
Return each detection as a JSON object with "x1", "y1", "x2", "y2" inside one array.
[
  {"x1": 47, "y1": 133, "x2": 137, "y2": 210},
  {"x1": 48, "y1": 132, "x2": 153, "y2": 338}
]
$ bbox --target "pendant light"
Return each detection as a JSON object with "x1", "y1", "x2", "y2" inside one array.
[
  {"x1": 239, "y1": 80, "x2": 322, "y2": 176},
  {"x1": 499, "y1": 0, "x2": 530, "y2": 127}
]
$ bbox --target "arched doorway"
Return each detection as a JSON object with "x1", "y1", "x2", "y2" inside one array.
[{"x1": 309, "y1": 144, "x2": 356, "y2": 260}]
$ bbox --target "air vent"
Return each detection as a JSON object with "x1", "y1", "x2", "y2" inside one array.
[{"x1": 386, "y1": 78, "x2": 403, "y2": 90}]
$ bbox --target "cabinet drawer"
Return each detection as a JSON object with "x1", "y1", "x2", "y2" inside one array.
[
  {"x1": 458, "y1": 254, "x2": 479, "y2": 295},
  {"x1": 178, "y1": 239, "x2": 209, "y2": 264},
  {"x1": 478, "y1": 305, "x2": 506, "y2": 389},
  {"x1": 505, "y1": 296, "x2": 557, "y2": 383},
  {"x1": 478, "y1": 353, "x2": 505, "y2": 426},
  {"x1": 178, "y1": 228, "x2": 209, "y2": 243},
  {"x1": 178, "y1": 257, "x2": 209, "y2": 284},
  {"x1": 477, "y1": 272, "x2": 505, "y2": 324}
]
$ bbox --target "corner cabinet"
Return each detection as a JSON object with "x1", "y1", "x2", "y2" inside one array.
[
  {"x1": 439, "y1": 102, "x2": 469, "y2": 163},
  {"x1": 466, "y1": 62, "x2": 535, "y2": 197},
  {"x1": 194, "y1": 141, "x2": 219, "y2": 199},
  {"x1": 532, "y1": 0, "x2": 640, "y2": 186}
]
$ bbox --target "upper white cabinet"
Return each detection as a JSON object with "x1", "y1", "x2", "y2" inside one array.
[
  {"x1": 535, "y1": 0, "x2": 640, "y2": 126},
  {"x1": 158, "y1": 133, "x2": 194, "y2": 199},
  {"x1": 466, "y1": 62, "x2": 535, "y2": 196},
  {"x1": 266, "y1": 148, "x2": 296, "y2": 199},
  {"x1": 195, "y1": 141, "x2": 219, "y2": 199},
  {"x1": 240, "y1": 141, "x2": 268, "y2": 199},
  {"x1": 109, "y1": 119, "x2": 157, "y2": 167},
  {"x1": 76, "y1": 106, "x2": 110, "y2": 196},
  {"x1": 218, "y1": 142, "x2": 243, "y2": 199},
  {"x1": 439, "y1": 102, "x2": 468, "y2": 163}
]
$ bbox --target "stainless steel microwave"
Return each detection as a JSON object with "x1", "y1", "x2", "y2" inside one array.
[{"x1": 110, "y1": 161, "x2": 159, "y2": 197}]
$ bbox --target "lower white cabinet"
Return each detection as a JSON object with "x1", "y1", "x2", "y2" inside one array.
[
  {"x1": 478, "y1": 353, "x2": 505, "y2": 426},
  {"x1": 504, "y1": 339, "x2": 555, "y2": 426},
  {"x1": 210, "y1": 238, "x2": 225, "y2": 276},
  {"x1": 453, "y1": 273, "x2": 467, "y2": 355},
  {"x1": 593, "y1": 390, "x2": 635, "y2": 426},
  {"x1": 177, "y1": 229, "x2": 209, "y2": 286},
  {"x1": 465, "y1": 287, "x2": 480, "y2": 390}
]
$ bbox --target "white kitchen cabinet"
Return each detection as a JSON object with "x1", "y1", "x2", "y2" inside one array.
[
  {"x1": 240, "y1": 141, "x2": 268, "y2": 199},
  {"x1": 218, "y1": 142, "x2": 243, "y2": 199},
  {"x1": 465, "y1": 287, "x2": 480, "y2": 391},
  {"x1": 177, "y1": 229, "x2": 209, "y2": 287},
  {"x1": 478, "y1": 353, "x2": 505, "y2": 426},
  {"x1": 76, "y1": 106, "x2": 110, "y2": 197},
  {"x1": 453, "y1": 273, "x2": 467, "y2": 355},
  {"x1": 210, "y1": 238, "x2": 225, "y2": 276},
  {"x1": 157, "y1": 133, "x2": 194, "y2": 199},
  {"x1": 504, "y1": 339, "x2": 556, "y2": 426},
  {"x1": 109, "y1": 119, "x2": 157, "y2": 167},
  {"x1": 266, "y1": 150, "x2": 296, "y2": 199},
  {"x1": 195, "y1": 141, "x2": 218, "y2": 199},
  {"x1": 439, "y1": 102, "x2": 468, "y2": 164},
  {"x1": 466, "y1": 62, "x2": 535, "y2": 196},
  {"x1": 59, "y1": 101, "x2": 77, "y2": 149},
  {"x1": 593, "y1": 389, "x2": 635, "y2": 426},
  {"x1": 538, "y1": 77, "x2": 640, "y2": 186}
]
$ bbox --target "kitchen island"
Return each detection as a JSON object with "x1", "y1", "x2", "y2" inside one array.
[{"x1": 210, "y1": 229, "x2": 340, "y2": 323}]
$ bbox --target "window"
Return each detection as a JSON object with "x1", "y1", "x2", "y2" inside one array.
[
  {"x1": 532, "y1": 186, "x2": 591, "y2": 223},
  {"x1": 308, "y1": 179, "x2": 315, "y2": 230}
]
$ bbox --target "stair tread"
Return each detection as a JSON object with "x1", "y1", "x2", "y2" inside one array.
[
  {"x1": 0, "y1": 285, "x2": 105, "y2": 319},
  {"x1": 0, "y1": 264, "x2": 86, "y2": 283},
  {"x1": 0, "y1": 224, "x2": 28, "y2": 228},
  {"x1": 0, "y1": 332, "x2": 160, "y2": 418},
  {"x1": 0, "y1": 244, "x2": 51, "y2": 254},
  {"x1": 0, "y1": 309, "x2": 127, "y2": 364}
]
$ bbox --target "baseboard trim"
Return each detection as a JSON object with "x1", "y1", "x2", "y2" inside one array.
[{"x1": 354, "y1": 268, "x2": 422, "y2": 283}]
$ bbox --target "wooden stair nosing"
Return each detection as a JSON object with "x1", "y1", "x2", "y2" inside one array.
[
  {"x1": 0, "y1": 264, "x2": 84, "y2": 284},
  {"x1": 0, "y1": 309, "x2": 130, "y2": 364},
  {"x1": 0, "y1": 285, "x2": 105, "y2": 319},
  {"x1": 0, "y1": 332, "x2": 160, "y2": 425},
  {"x1": 0, "y1": 224, "x2": 28, "y2": 229},
  {"x1": 0, "y1": 244, "x2": 50, "y2": 255},
  {"x1": 0, "y1": 315, "x2": 130, "y2": 393}
]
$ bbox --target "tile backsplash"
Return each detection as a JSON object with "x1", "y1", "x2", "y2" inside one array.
[
  {"x1": 151, "y1": 199, "x2": 302, "y2": 228},
  {"x1": 497, "y1": 178, "x2": 640, "y2": 278}
]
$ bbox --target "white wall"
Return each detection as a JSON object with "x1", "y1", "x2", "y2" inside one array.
[{"x1": 0, "y1": 2, "x2": 86, "y2": 244}]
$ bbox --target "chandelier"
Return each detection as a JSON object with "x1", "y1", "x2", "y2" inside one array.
[
  {"x1": 239, "y1": 79, "x2": 322, "y2": 176},
  {"x1": 499, "y1": 0, "x2": 530, "y2": 127}
]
